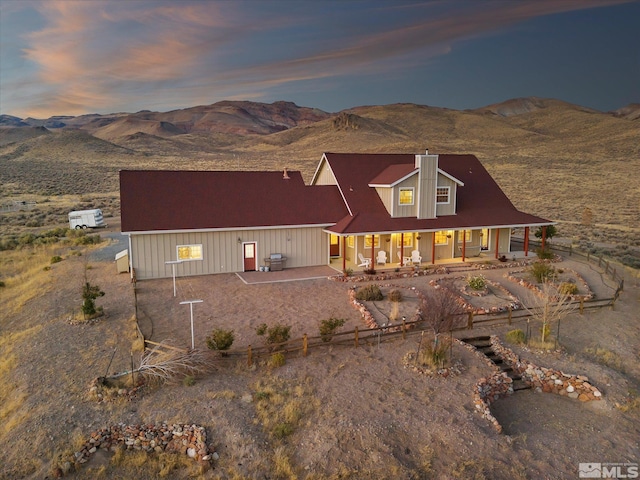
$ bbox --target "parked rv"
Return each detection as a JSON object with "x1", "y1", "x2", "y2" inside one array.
[{"x1": 68, "y1": 209, "x2": 105, "y2": 229}]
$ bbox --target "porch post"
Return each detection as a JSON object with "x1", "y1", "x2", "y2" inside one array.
[
  {"x1": 541, "y1": 226, "x2": 547, "y2": 251},
  {"x1": 371, "y1": 235, "x2": 375, "y2": 266},
  {"x1": 462, "y1": 230, "x2": 466, "y2": 261},
  {"x1": 431, "y1": 233, "x2": 436, "y2": 265},
  {"x1": 524, "y1": 227, "x2": 529, "y2": 257},
  {"x1": 400, "y1": 233, "x2": 404, "y2": 266},
  {"x1": 342, "y1": 236, "x2": 347, "y2": 271},
  {"x1": 495, "y1": 228, "x2": 500, "y2": 259}
]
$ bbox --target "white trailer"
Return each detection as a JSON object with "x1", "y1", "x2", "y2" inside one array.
[{"x1": 68, "y1": 209, "x2": 105, "y2": 229}]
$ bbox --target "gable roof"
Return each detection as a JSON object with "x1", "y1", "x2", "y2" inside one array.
[
  {"x1": 120, "y1": 169, "x2": 348, "y2": 233},
  {"x1": 320, "y1": 152, "x2": 551, "y2": 234}
]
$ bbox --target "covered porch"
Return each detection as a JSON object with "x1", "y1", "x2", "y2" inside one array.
[{"x1": 328, "y1": 226, "x2": 547, "y2": 273}]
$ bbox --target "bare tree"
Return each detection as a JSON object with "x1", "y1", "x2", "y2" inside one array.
[
  {"x1": 417, "y1": 280, "x2": 467, "y2": 367},
  {"x1": 523, "y1": 282, "x2": 577, "y2": 344},
  {"x1": 420, "y1": 279, "x2": 467, "y2": 336}
]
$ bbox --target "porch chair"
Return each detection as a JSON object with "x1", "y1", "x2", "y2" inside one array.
[
  {"x1": 376, "y1": 250, "x2": 387, "y2": 265},
  {"x1": 357, "y1": 253, "x2": 371, "y2": 269},
  {"x1": 410, "y1": 250, "x2": 422, "y2": 265}
]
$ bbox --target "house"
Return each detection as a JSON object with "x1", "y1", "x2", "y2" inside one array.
[{"x1": 120, "y1": 150, "x2": 553, "y2": 280}]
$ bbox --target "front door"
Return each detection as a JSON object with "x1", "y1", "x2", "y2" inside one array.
[
  {"x1": 330, "y1": 234, "x2": 340, "y2": 257},
  {"x1": 243, "y1": 242, "x2": 257, "y2": 271}
]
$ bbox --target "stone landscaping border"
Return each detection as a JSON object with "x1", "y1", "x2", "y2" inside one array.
[
  {"x1": 348, "y1": 284, "x2": 425, "y2": 329},
  {"x1": 505, "y1": 268, "x2": 594, "y2": 301},
  {"x1": 429, "y1": 276, "x2": 522, "y2": 315},
  {"x1": 65, "y1": 423, "x2": 213, "y2": 474},
  {"x1": 490, "y1": 336, "x2": 602, "y2": 401}
]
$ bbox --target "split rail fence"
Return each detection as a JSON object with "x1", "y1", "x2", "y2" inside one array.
[{"x1": 132, "y1": 240, "x2": 627, "y2": 363}]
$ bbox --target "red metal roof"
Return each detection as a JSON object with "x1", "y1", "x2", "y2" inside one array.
[
  {"x1": 321, "y1": 152, "x2": 551, "y2": 234},
  {"x1": 120, "y1": 152, "x2": 551, "y2": 235},
  {"x1": 120, "y1": 169, "x2": 348, "y2": 232}
]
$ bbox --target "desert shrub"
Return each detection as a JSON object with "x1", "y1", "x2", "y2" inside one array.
[
  {"x1": 558, "y1": 282, "x2": 578, "y2": 295},
  {"x1": 270, "y1": 352, "x2": 286, "y2": 368},
  {"x1": 0, "y1": 281, "x2": 5, "y2": 288},
  {"x1": 183, "y1": 375, "x2": 196, "y2": 386},
  {"x1": 73, "y1": 234, "x2": 101, "y2": 246},
  {"x1": 529, "y1": 261, "x2": 556, "y2": 283},
  {"x1": 82, "y1": 282, "x2": 104, "y2": 316},
  {"x1": 418, "y1": 335, "x2": 450, "y2": 369},
  {"x1": 255, "y1": 323, "x2": 268, "y2": 336},
  {"x1": 257, "y1": 323, "x2": 291, "y2": 345},
  {"x1": 355, "y1": 284, "x2": 383, "y2": 301},
  {"x1": 363, "y1": 268, "x2": 377, "y2": 275},
  {"x1": 205, "y1": 328, "x2": 235, "y2": 351},
  {"x1": 18, "y1": 233, "x2": 36, "y2": 246},
  {"x1": 273, "y1": 422, "x2": 293, "y2": 439},
  {"x1": 466, "y1": 275, "x2": 486, "y2": 290},
  {"x1": 387, "y1": 289, "x2": 403, "y2": 302},
  {"x1": 342, "y1": 268, "x2": 353, "y2": 277},
  {"x1": 50, "y1": 255, "x2": 63, "y2": 264},
  {"x1": 505, "y1": 329, "x2": 526, "y2": 344},
  {"x1": 319, "y1": 317, "x2": 346, "y2": 342},
  {"x1": 535, "y1": 224, "x2": 557, "y2": 240},
  {"x1": 536, "y1": 247, "x2": 554, "y2": 259}
]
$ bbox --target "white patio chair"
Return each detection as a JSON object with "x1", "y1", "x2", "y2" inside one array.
[
  {"x1": 410, "y1": 250, "x2": 422, "y2": 265},
  {"x1": 357, "y1": 253, "x2": 371, "y2": 269},
  {"x1": 376, "y1": 251, "x2": 387, "y2": 265}
]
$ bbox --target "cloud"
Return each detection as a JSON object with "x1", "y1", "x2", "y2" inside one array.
[{"x1": 5, "y1": 0, "x2": 635, "y2": 116}]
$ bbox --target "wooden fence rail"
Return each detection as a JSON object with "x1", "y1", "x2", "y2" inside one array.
[{"x1": 132, "y1": 238, "x2": 628, "y2": 363}]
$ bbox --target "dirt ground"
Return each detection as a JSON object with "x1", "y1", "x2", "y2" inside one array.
[{"x1": 1, "y1": 234, "x2": 639, "y2": 479}]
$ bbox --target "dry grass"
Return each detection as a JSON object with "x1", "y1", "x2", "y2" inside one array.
[{"x1": 252, "y1": 375, "x2": 318, "y2": 442}]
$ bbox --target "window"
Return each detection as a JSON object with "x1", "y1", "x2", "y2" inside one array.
[
  {"x1": 347, "y1": 236, "x2": 354, "y2": 248},
  {"x1": 398, "y1": 187, "x2": 414, "y2": 205},
  {"x1": 457, "y1": 230, "x2": 472, "y2": 243},
  {"x1": 177, "y1": 244, "x2": 203, "y2": 261},
  {"x1": 434, "y1": 231, "x2": 450, "y2": 245},
  {"x1": 364, "y1": 235, "x2": 380, "y2": 248},
  {"x1": 396, "y1": 234, "x2": 413, "y2": 248},
  {"x1": 436, "y1": 186, "x2": 450, "y2": 204}
]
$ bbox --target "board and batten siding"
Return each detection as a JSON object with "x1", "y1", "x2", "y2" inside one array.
[
  {"x1": 435, "y1": 174, "x2": 457, "y2": 216},
  {"x1": 313, "y1": 160, "x2": 337, "y2": 185},
  {"x1": 129, "y1": 226, "x2": 330, "y2": 279},
  {"x1": 392, "y1": 175, "x2": 418, "y2": 218}
]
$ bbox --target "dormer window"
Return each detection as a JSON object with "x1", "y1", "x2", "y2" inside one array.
[
  {"x1": 436, "y1": 187, "x2": 450, "y2": 204},
  {"x1": 399, "y1": 187, "x2": 414, "y2": 205}
]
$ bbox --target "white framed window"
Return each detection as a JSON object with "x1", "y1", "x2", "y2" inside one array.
[
  {"x1": 396, "y1": 234, "x2": 413, "y2": 248},
  {"x1": 436, "y1": 186, "x2": 450, "y2": 204},
  {"x1": 434, "y1": 231, "x2": 451, "y2": 245},
  {"x1": 177, "y1": 244, "x2": 203, "y2": 261},
  {"x1": 398, "y1": 187, "x2": 414, "y2": 206},
  {"x1": 347, "y1": 236, "x2": 354, "y2": 248},
  {"x1": 364, "y1": 235, "x2": 380, "y2": 249},
  {"x1": 457, "y1": 230, "x2": 472, "y2": 243}
]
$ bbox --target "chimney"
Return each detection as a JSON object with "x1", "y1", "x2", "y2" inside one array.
[{"x1": 283, "y1": 168, "x2": 290, "y2": 180}]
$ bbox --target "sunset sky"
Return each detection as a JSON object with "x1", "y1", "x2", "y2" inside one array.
[{"x1": 1, "y1": 0, "x2": 638, "y2": 118}]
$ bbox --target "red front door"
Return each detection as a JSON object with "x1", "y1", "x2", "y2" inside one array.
[
  {"x1": 330, "y1": 234, "x2": 340, "y2": 257},
  {"x1": 243, "y1": 242, "x2": 257, "y2": 271}
]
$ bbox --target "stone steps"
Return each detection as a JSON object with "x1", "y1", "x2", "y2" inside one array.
[{"x1": 462, "y1": 336, "x2": 531, "y2": 391}]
